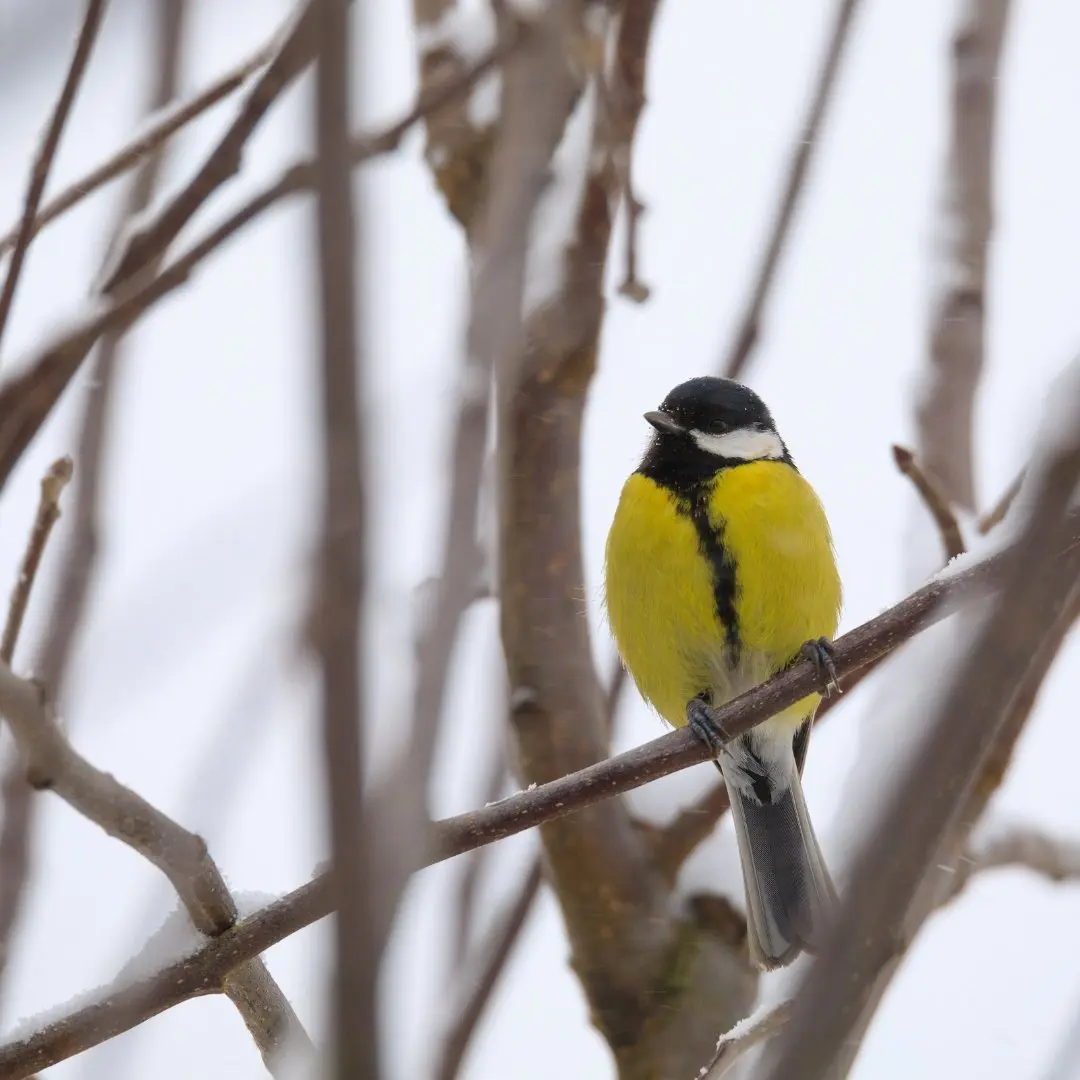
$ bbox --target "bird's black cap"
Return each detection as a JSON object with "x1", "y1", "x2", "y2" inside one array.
[{"x1": 648, "y1": 377, "x2": 776, "y2": 437}]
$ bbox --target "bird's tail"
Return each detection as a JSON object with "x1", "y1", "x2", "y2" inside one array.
[{"x1": 721, "y1": 737, "x2": 837, "y2": 970}]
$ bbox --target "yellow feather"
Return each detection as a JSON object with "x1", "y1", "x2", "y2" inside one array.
[{"x1": 604, "y1": 461, "x2": 841, "y2": 731}]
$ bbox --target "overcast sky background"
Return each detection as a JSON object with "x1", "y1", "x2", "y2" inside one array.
[{"x1": 0, "y1": 0, "x2": 1079, "y2": 1077}]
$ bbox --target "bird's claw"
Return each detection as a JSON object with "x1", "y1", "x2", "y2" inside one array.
[
  {"x1": 686, "y1": 695, "x2": 732, "y2": 756},
  {"x1": 801, "y1": 637, "x2": 840, "y2": 697}
]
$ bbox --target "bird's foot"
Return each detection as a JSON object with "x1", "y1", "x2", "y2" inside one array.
[
  {"x1": 686, "y1": 695, "x2": 732, "y2": 757},
  {"x1": 801, "y1": 637, "x2": 840, "y2": 697}
]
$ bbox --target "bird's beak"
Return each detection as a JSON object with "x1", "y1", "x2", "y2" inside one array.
[{"x1": 644, "y1": 410, "x2": 685, "y2": 436}]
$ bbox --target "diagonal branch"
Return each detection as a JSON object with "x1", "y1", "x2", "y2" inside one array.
[
  {"x1": 0, "y1": 33, "x2": 519, "y2": 508},
  {"x1": 0, "y1": 459, "x2": 73, "y2": 995},
  {"x1": 434, "y1": 858, "x2": 544, "y2": 1080},
  {"x1": 1, "y1": 511, "x2": 1078, "y2": 1077},
  {"x1": 716, "y1": 0, "x2": 864, "y2": 379},
  {"x1": 0, "y1": 42, "x2": 275, "y2": 260},
  {"x1": 892, "y1": 444, "x2": 966, "y2": 560},
  {"x1": 703, "y1": 1001, "x2": 793, "y2": 1079},
  {"x1": 762, "y1": 369, "x2": 1080, "y2": 1080},
  {"x1": 0, "y1": 0, "x2": 107, "y2": 361}
]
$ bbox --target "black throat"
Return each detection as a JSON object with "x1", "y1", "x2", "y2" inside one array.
[{"x1": 637, "y1": 433, "x2": 795, "y2": 497}]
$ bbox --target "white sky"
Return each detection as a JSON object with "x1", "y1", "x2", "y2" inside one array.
[{"x1": 0, "y1": 0, "x2": 1079, "y2": 1078}]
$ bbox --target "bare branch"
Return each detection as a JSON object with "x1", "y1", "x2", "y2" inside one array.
[
  {"x1": 979, "y1": 467, "x2": 1025, "y2": 534},
  {"x1": 918, "y1": 0, "x2": 1012, "y2": 510},
  {"x1": 100, "y1": 0, "x2": 317, "y2": 291},
  {"x1": 651, "y1": 781, "x2": 731, "y2": 883},
  {"x1": 310, "y1": 2, "x2": 375, "y2": 1078},
  {"x1": 0, "y1": 42, "x2": 275, "y2": 259},
  {"x1": 0, "y1": 664, "x2": 312, "y2": 1074},
  {"x1": 716, "y1": 0, "x2": 864, "y2": 379},
  {"x1": 0, "y1": 459, "x2": 73, "y2": 989},
  {"x1": 0, "y1": 0, "x2": 107, "y2": 361},
  {"x1": 0, "y1": 34, "x2": 519, "y2": 505},
  {"x1": 434, "y1": 858, "x2": 543, "y2": 1080},
  {"x1": 702, "y1": 1001, "x2": 792, "y2": 1080},
  {"x1": 1, "y1": 458, "x2": 72, "y2": 666},
  {"x1": 892, "y1": 444, "x2": 966, "y2": 561},
  {"x1": 762, "y1": 375, "x2": 1080, "y2": 1080},
  {"x1": 945, "y1": 822, "x2": 1080, "y2": 904},
  {"x1": 0, "y1": 518, "x2": 1076, "y2": 1077}
]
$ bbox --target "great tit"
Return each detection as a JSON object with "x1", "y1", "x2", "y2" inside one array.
[{"x1": 604, "y1": 376, "x2": 841, "y2": 969}]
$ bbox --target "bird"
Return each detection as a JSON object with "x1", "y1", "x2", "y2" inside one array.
[{"x1": 603, "y1": 375, "x2": 842, "y2": 969}]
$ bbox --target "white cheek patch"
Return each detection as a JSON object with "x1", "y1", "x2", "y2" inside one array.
[{"x1": 691, "y1": 426, "x2": 785, "y2": 461}]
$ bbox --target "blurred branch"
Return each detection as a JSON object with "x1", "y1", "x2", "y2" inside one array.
[
  {"x1": 650, "y1": 781, "x2": 731, "y2": 883},
  {"x1": 1, "y1": 517, "x2": 1077, "y2": 1077},
  {"x1": 762, "y1": 369, "x2": 1080, "y2": 1080},
  {"x1": 703, "y1": 1001, "x2": 792, "y2": 1079},
  {"x1": 434, "y1": 858, "x2": 543, "y2": 1080},
  {"x1": 0, "y1": 40, "x2": 275, "y2": 259},
  {"x1": 0, "y1": 664, "x2": 313, "y2": 1075},
  {"x1": 0, "y1": 459, "x2": 72, "y2": 666},
  {"x1": 945, "y1": 822, "x2": 1080, "y2": 904},
  {"x1": 979, "y1": 467, "x2": 1025, "y2": 534},
  {"x1": 716, "y1": 0, "x2": 863, "y2": 379},
  {"x1": 1, "y1": 0, "x2": 189, "y2": 1020},
  {"x1": 0, "y1": 459, "x2": 72, "y2": 990},
  {"x1": 450, "y1": 735, "x2": 507, "y2": 970},
  {"x1": 892, "y1": 444, "x2": 966, "y2": 560},
  {"x1": 918, "y1": 0, "x2": 1012, "y2": 511},
  {"x1": 0, "y1": 33, "x2": 517, "y2": 504},
  {"x1": 311, "y1": 2, "x2": 376, "y2": 1078},
  {"x1": 0, "y1": 0, "x2": 107, "y2": 361},
  {"x1": 100, "y1": 0, "x2": 317, "y2": 291}
]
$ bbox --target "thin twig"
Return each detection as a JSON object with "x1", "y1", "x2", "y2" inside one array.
[
  {"x1": 918, "y1": 0, "x2": 1012, "y2": 510},
  {"x1": 0, "y1": 43, "x2": 274, "y2": 259},
  {"x1": 0, "y1": 510, "x2": 1067, "y2": 1078},
  {"x1": 1, "y1": 459, "x2": 72, "y2": 665},
  {"x1": 702, "y1": 1001, "x2": 793, "y2": 1079},
  {"x1": 0, "y1": 35, "x2": 520, "y2": 504},
  {"x1": 0, "y1": 459, "x2": 73, "y2": 987},
  {"x1": 892, "y1": 444, "x2": 966, "y2": 560},
  {"x1": 979, "y1": 467, "x2": 1025, "y2": 534},
  {"x1": 716, "y1": 0, "x2": 863, "y2": 379},
  {"x1": 434, "y1": 858, "x2": 543, "y2": 1080},
  {"x1": 0, "y1": 0, "x2": 107, "y2": 361},
  {"x1": 312, "y1": 2, "x2": 375, "y2": 1078}
]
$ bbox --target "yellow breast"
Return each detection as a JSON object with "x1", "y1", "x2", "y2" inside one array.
[{"x1": 604, "y1": 462, "x2": 841, "y2": 729}]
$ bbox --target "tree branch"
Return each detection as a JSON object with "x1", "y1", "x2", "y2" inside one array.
[
  {"x1": 0, "y1": 516, "x2": 1073, "y2": 1077},
  {"x1": 0, "y1": 459, "x2": 73, "y2": 992},
  {"x1": 434, "y1": 858, "x2": 544, "y2": 1080},
  {"x1": 716, "y1": 0, "x2": 864, "y2": 379},
  {"x1": 0, "y1": 40, "x2": 275, "y2": 259},
  {"x1": 762, "y1": 370, "x2": 1080, "y2": 1080},
  {"x1": 0, "y1": 33, "x2": 519, "y2": 506},
  {"x1": 892, "y1": 444, "x2": 966, "y2": 560},
  {"x1": 311, "y1": 2, "x2": 376, "y2": 1077},
  {"x1": 0, "y1": 0, "x2": 107, "y2": 361},
  {"x1": 703, "y1": 1001, "x2": 792, "y2": 1079},
  {"x1": 918, "y1": 0, "x2": 1012, "y2": 510},
  {"x1": 0, "y1": 672, "x2": 312, "y2": 1073},
  {"x1": 944, "y1": 822, "x2": 1080, "y2": 904}
]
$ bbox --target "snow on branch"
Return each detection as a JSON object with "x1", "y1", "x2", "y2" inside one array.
[{"x1": 0, "y1": 664, "x2": 312, "y2": 1075}]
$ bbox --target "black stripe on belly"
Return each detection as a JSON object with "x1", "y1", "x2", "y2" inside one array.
[{"x1": 680, "y1": 487, "x2": 740, "y2": 663}]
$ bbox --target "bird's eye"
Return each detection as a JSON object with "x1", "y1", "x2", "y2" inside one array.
[{"x1": 708, "y1": 419, "x2": 730, "y2": 433}]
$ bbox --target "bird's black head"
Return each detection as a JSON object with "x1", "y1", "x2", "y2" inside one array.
[{"x1": 637, "y1": 376, "x2": 791, "y2": 490}]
